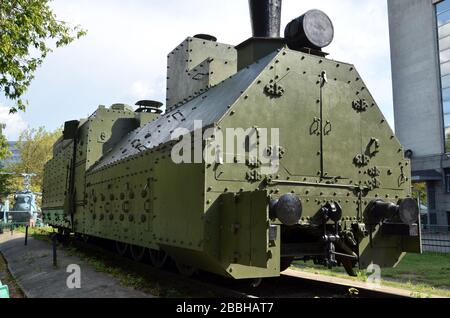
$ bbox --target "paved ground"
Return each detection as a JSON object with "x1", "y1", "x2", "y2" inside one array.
[{"x1": 0, "y1": 232, "x2": 154, "y2": 298}]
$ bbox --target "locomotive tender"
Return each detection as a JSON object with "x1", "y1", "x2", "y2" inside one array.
[{"x1": 42, "y1": 0, "x2": 421, "y2": 279}]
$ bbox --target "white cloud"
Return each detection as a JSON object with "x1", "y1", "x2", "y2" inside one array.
[
  {"x1": 130, "y1": 81, "x2": 156, "y2": 100},
  {"x1": 20, "y1": 0, "x2": 394, "y2": 132},
  {"x1": 0, "y1": 106, "x2": 28, "y2": 141}
]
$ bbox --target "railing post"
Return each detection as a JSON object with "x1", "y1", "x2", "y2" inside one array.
[
  {"x1": 24, "y1": 226, "x2": 28, "y2": 246},
  {"x1": 52, "y1": 234, "x2": 57, "y2": 267}
]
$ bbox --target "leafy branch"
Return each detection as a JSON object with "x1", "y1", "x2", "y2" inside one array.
[{"x1": 0, "y1": 0, "x2": 86, "y2": 113}]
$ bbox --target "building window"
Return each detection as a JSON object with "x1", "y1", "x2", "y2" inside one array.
[
  {"x1": 447, "y1": 212, "x2": 450, "y2": 228},
  {"x1": 437, "y1": 0, "x2": 450, "y2": 17},
  {"x1": 447, "y1": 212, "x2": 450, "y2": 232},
  {"x1": 445, "y1": 169, "x2": 450, "y2": 193},
  {"x1": 436, "y1": 0, "x2": 450, "y2": 152}
]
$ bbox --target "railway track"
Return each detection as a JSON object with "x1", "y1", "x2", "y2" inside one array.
[
  {"x1": 51, "y1": 234, "x2": 407, "y2": 299},
  {"x1": 192, "y1": 270, "x2": 407, "y2": 299}
]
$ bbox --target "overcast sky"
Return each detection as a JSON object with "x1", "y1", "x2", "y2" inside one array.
[{"x1": 0, "y1": 0, "x2": 393, "y2": 140}]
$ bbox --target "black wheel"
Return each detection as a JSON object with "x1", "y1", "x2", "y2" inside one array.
[
  {"x1": 115, "y1": 241, "x2": 129, "y2": 257},
  {"x1": 251, "y1": 278, "x2": 263, "y2": 288},
  {"x1": 75, "y1": 233, "x2": 89, "y2": 243},
  {"x1": 81, "y1": 234, "x2": 90, "y2": 244},
  {"x1": 280, "y1": 257, "x2": 294, "y2": 272},
  {"x1": 149, "y1": 249, "x2": 168, "y2": 269},
  {"x1": 57, "y1": 228, "x2": 70, "y2": 245},
  {"x1": 130, "y1": 245, "x2": 146, "y2": 262},
  {"x1": 175, "y1": 261, "x2": 197, "y2": 277}
]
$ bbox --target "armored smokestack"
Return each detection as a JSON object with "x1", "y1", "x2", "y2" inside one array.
[
  {"x1": 236, "y1": 0, "x2": 284, "y2": 70},
  {"x1": 249, "y1": 0, "x2": 282, "y2": 38}
]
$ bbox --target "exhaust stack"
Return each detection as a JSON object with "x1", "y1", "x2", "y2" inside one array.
[
  {"x1": 249, "y1": 0, "x2": 282, "y2": 38},
  {"x1": 237, "y1": 0, "x2": 284, "y2": 70}
]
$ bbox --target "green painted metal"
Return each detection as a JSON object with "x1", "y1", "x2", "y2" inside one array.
[
  {"x1": 42, "y1": 34, "x2": 420, "y2": 279},
  {"x1": 236, "y1": 38, "x2": 285, "y2": 70},
  {"x1": 166, "y1": 37, "x2": 237, "y2": 109}
]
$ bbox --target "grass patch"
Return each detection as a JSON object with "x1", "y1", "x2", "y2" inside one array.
[
  {"x1": 381, "y1": 253, "x2": 450, "y2": 289},
  {"x1": 15, "y1": 226, "x2": 54, "y2": 243},
  {"x1": 293, "y1": 252, "x2": 450, "y2": 298},
  {"x1": 0, "y1": 249, "x2": 25, "y2": 298}
]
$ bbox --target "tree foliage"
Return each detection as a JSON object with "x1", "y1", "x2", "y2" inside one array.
[
  {"x1": 413, "y1": 182, "x2": 427, "y2": 206},
  {"x1": 7, "y1": 126, "x2": 62, "y2": 195},
  {"x1": 446, "y1": 131, "x2": 450, "y2": 153},
  {"x1": 0, "y1": 133, "x2": 11, "y2": 161},
  {"x1": 0, "y1": 0, "x2": 86, "y2": 112},
  {"x1": 0, "y1": 133, "x2": 13, "y2": 197}
]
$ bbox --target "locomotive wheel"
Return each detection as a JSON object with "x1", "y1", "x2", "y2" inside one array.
[
  {"x1": 251, "y1": 278, "x2": 263, "y2": 288},
  {"x1": 175, "y1": 261, "x2": 197, "y2": 277},
  {"x1": 149, "y1": 249, "x2": 168, "y2": 269},
  {"x1": 81, "y1": 234, "x2": 90, "y2": 244},
  {"x1": 130, "y1": 245, "x2": 146, "y2": 262},
  {"x1": 280, "y1": 257, "x2": 294, "y2": 272},
  {"x1": 76, "y1": 233, "x2": 90, "y2": 244},
  {"x1": 57, "y1": 228, "x2": 70, "y2": 245},
  {"x1": 115, "y1": 241, "x2": 129, "y2": 257}
]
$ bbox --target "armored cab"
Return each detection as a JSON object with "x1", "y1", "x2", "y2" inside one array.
[
  {"x1": 42, "y1": 0, "x2": 421, "y2": 279},
  {"x1": 166, "y1": 35, "x2": 237, "y2": 109},
  {"x1": 42, "y1": 103, "x2": 160, "y2": 230}
]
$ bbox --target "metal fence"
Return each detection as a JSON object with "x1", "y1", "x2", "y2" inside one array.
[
  {"x1": 0, "y1": 222, "x2": 31, "y2": 235},
  {"x1": 421, "y1": 225, "x2": 450, "y2": 253}
]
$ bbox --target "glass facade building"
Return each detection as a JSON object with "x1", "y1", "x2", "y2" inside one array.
[
  {"x1": 389, "y1": 0, "x2": 450, "y2": 229},
  {"x1": 437, "y1": 0, "x2": 450, "y2": 152}
]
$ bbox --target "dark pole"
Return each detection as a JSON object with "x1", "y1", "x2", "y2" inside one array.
[
  {"x1": 52, "y1": 234, "x2": 57, "y2": 267},
  {"x1": 24, "y1": 226, "x2": 28, "y2": 246},
  {"x1": 248, "y1": 0, "x2": 282, "y2": 38}
]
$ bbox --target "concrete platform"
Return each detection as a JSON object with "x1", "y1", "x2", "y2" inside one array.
[{"x1": 0, "y1": 233, "x2": 154, "y2": 298}]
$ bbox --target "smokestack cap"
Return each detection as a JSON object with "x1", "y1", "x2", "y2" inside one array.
[
  {"x1": 285, "y1": 9, "x2": 334, "y2": 50},
  {"x1": 194, "y1": 34, "x2": 217, "y2": 42}
]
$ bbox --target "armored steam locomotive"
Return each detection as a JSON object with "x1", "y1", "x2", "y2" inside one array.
[{"x1": 42, "y1": 0, "x2": 421, "y2": 279}]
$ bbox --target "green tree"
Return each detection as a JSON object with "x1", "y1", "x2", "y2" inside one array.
[
  {"x1": 413, "y1": 182, "x2": 427, "y2": 206},
  {"x1": 8, "y1": 126, "x2": 62, "y2": 195},
  {"x1": 0, "y1": 0, "x2": 86, "y2": 113},
  {"x1": 446, "y1": 131, "x2": 450, "y2": 153},
  {"x1": 0, "y1": 134, "x2": 11, "y2": 160},
  {"x1": 0, "y1": 133, "x2": 13, "y2": 196}
]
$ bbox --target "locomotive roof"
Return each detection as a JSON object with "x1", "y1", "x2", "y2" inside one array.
[{"x1": 90, "y1": 51, "x2": 278, "y2": 172}]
